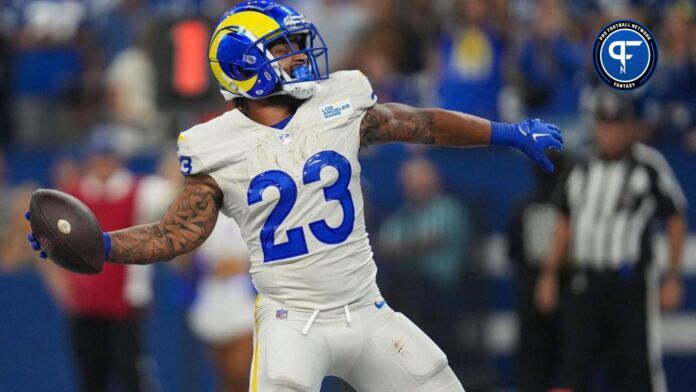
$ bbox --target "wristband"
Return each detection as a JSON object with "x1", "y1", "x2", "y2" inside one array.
[
  {"x1": 103, "y1": 232, "x2": 112, "y2": 260},
  {"x1": 490, "y1": 122, "x2": 521, "y2": 148}
]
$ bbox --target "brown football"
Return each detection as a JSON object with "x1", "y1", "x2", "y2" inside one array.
[{"x1": 29, "y1": 189, "x2": 105, "y2": 274}]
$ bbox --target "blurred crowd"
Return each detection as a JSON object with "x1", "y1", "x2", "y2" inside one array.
[
  {"x1": 0, "y1": 0, "x2": 695, "y2": 151},
  {"x1": 1, "y1": 0, "x2": 696, "y2": 391}
]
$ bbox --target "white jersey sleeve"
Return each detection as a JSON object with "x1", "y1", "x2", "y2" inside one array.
[
  {"x1": 177, "y1": 111, "x2": 247, "y2": 177},
  {"x1": 176, "y1": 132, "x2": 212, "y2": 177},
  {"x1": 175, "y1": 114, "x2": 259, "y2": 219},
  {"x1": 337, "y1": 70, "x2": 378, "y2": 112}
]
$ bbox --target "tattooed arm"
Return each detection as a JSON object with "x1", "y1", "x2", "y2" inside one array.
[
  {"x1": 359, "y1": 103, "x2": 492, "y2": 148},
  {"x1": 107, "y1": 174, "x2": 223, "y2": 265},
  {"x1": 359, "y1": 103, "x2": 564, "y2": 172}
]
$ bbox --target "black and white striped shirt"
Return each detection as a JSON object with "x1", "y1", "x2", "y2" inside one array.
[{"x1": 554, "y1": 143, "x2": 687, "y2": 270}]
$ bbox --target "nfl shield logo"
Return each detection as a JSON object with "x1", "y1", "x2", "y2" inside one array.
[
  {"x1": 279, "y1": 132, "x2": 291, "y2": 145},
  {"x1": 276, "y1": 309, "x2": 288, "y2": 319}
]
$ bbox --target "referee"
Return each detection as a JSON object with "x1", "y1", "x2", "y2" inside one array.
[{"x1": 535, "y1": 89, "x2": 687, "y2": 392}]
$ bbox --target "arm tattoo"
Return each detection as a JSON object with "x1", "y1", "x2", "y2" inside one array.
[
  {"x1": 359, "y1": 103, "x2": 436, "y2": 147},
  {"x1": 108, "y1": 175, "x2": 223, "y2": 265}
]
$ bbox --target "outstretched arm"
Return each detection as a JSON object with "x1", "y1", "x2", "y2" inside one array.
[
  {"x1": 359, "y1": 103, "x2": 490, "y2": 147},
  {"x1": 359, "y1": 103, "x2": 563, "y2": 171},
  {"x1": 107, "y1": 174, "x2": 223, "y2": 265}
]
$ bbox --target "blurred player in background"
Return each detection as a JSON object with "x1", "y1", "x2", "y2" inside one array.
[
  {"x1": 507, "y1": 153, "x2": 568, "y2": 392},
  {"x1": 188, "y1": 215, "x2": 254, "y2": 392},
  {"x1": 39, "y1": 130, "x2": 179, "y2": 392},
  {"x1": 28, "y1": 1, "x2": 563, "y2": 390},
  {"x1": 536, "y1": 89, "x2": 688, "y2": 392}
]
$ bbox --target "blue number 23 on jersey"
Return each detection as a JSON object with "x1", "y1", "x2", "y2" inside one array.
[{"x1": 247, "y1": 150, "x2": 355, "y2": 262}]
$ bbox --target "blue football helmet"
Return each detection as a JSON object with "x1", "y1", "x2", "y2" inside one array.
[{"x1": 209, "y1": 1, "x2": 329, "y2": 100}]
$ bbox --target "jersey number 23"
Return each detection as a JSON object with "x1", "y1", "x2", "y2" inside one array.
[{"x1": 247, "y1": 150, "x2": 354, "y2": 262}]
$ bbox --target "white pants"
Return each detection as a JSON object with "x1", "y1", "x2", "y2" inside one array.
[{"x1": 249, "y1": 295, "x2": 465, "y2": 392}]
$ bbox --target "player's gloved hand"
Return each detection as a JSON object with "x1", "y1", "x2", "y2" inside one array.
[
  {"x1": 24, "y1": 211, "x2": 112, "y2": 260},
  {"x1": 25, "y1": 211, "x2": 48, "y2": 259},
  {"x1": 490, "y1": 119, "x2": 564, "y2": 172}
]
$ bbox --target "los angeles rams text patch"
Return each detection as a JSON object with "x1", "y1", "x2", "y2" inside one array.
[{"x1": 319, "y1": 99, "x2": 354, "y2": 121}]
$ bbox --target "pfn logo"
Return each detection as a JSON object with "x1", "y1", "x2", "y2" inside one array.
[
  {"x1": 608, "y1": 40, "x2": 642, "y2": 74},
  {"x1": 593, "y1": 20, "x2": 657, "y2": 90}
]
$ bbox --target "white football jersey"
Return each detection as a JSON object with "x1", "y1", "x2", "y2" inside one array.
[{"x1": 177, "y1": 71, "x2": 381, "y2": 310}]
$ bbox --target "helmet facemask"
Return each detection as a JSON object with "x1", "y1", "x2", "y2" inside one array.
[{"x1": 247, "y1": 21, "x2": 328, "y2": 99}]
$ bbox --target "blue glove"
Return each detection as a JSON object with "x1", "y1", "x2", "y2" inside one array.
[
  {"x1": 25, "y1": 211, "x2": 112, "y2": 260},
  {"x1": 490, "y1": 119, "x2": 564, "y2": 172}
]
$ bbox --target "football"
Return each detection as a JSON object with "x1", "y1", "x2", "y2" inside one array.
[{"x1": 29, "y1": 189, "x2": 105, "y2": 274}]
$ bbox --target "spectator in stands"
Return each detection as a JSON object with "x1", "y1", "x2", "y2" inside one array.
[
  {"x1": 378, "y1": 156, "x2": 470, "y2": 355},
  {"x1": 368, "y1": 0, "x2": 439, "y2": 76},
  {"x1": 289, "y1": 0, "x2": 372, "y2": 70},
  {"x1": 92, "y1": 0, "x2": 150, "y2": 62},
  {"x1": 103, "y1": 39, "x2": 167, "y2": 155},
  {"x1": 435, "y1": 0, "x2": 504, "y2": 120},
  {"x1": 644, "y1": 3, "x2": 696, "y2": 149},
  {"x1": 0, "y1": 28, "x2": 11, "y2": 145},
  {"x1": 516, "y1": 0, "x2": 585, "y2": 121},
  {"x1": 353, "y1": 25, "x2": 420, "y2": 105},
  {"x1": 12, "y1": 0, "x2": 103, "y2": 147}
]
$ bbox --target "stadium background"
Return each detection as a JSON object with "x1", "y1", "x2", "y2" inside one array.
[{"x1": 1, "y1": 0, "x2": 696, "y2": 390}]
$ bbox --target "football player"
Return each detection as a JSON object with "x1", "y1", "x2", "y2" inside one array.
[{"x1": 29, "y1": 1, "x2": 563, "y2": 391}]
